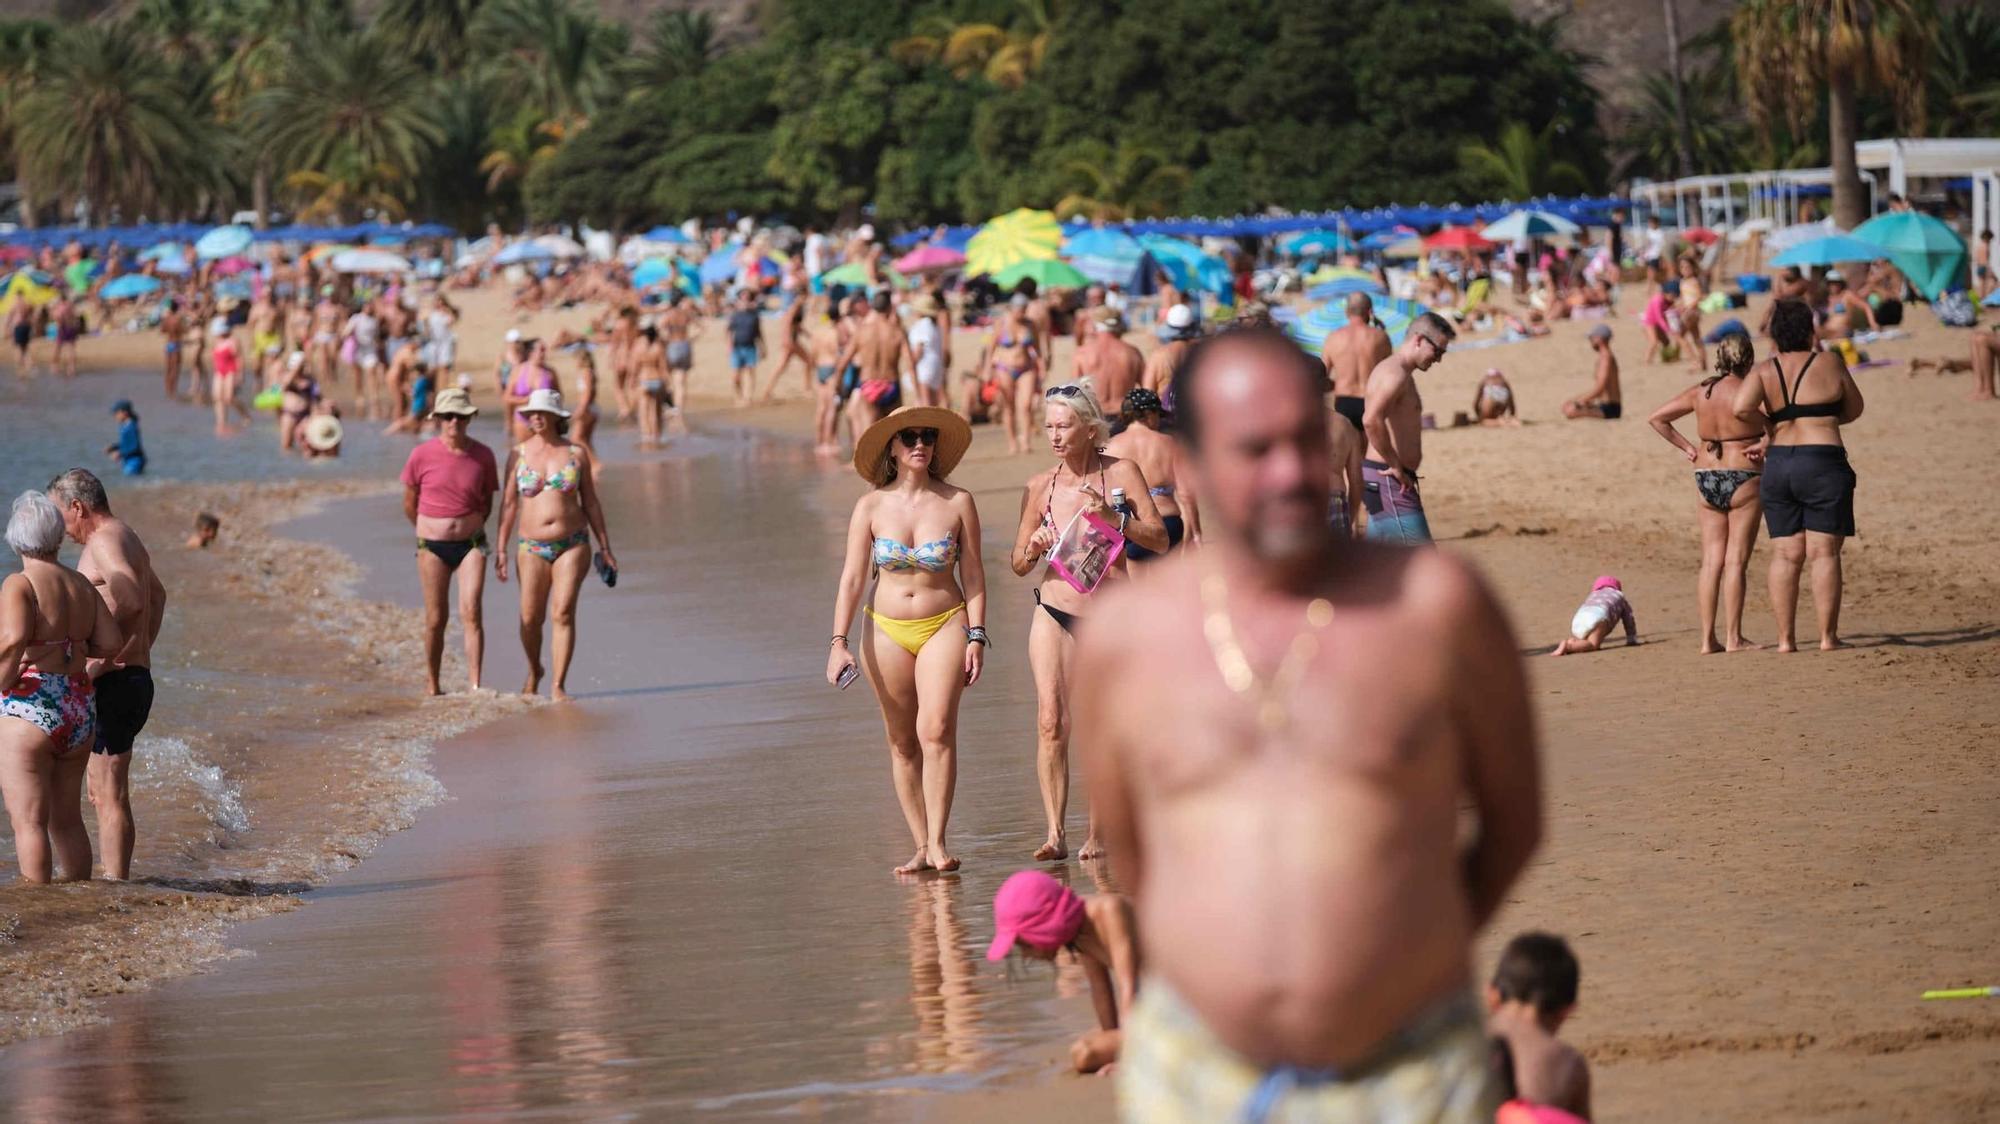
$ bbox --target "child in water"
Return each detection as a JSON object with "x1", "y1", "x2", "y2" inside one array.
[
  {"x1": 988, "y1": 870, "x2": 1139, "y2": 1074},
  {"x1": 1550, "y1": 575, "x2": 1638, "y2": 656},
  {"x1": 1488, "y1": 932, "x2": 1592, "y2": 1123},
  {"x1": 186, "y1": 512, "x2": 220, "y2": 549}
]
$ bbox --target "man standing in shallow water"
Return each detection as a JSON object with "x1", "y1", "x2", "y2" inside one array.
[
  {"x1": 1074, "y1": 326, "x2": 1539, "y2": 1122},
  {"x1": 48, "y1": 469, "x2": 166, "y2": 881}
]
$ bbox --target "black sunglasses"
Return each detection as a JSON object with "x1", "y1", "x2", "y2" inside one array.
[
  {"x1": 897, "y1": 428, "x2": 939, "y2": 448},
  {"x1": 1045, "y1": 385, "x2": 1085, "y2": 400}
]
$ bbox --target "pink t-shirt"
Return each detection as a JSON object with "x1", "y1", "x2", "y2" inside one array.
[{"x1": 400, "y1": 438, "x2": 499, "y2": 519}]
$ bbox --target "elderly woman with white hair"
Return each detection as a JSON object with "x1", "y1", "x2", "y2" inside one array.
[
  {"x1": 0, "y1": 491, "x2": 122, "y2": 883},
  {"x1": 1007, "y1": 379, "x2": 1168, "y2": 863}
]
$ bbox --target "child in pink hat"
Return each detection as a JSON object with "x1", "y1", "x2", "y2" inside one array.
[
  {"x1": 988, "y1": 870, "x2": 1140, "y2": 1074},
  {"x1": 1551, "y1": 575, "x2": 1640, "y2": 656}
]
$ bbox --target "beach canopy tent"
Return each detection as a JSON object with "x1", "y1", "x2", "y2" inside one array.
[
  {"x1": 1061, "y1": 227, "x2": 1159, "y2": 295},
  {"x1": 966, "y1": 208, "x2": 1063, "y2": 277},
  {"x1": 1851, "y1": 211, "x2": 1968, "y2": 299},
  {"x1": 1768, "y1": 235, "x2": 1888, "y2": 269}
]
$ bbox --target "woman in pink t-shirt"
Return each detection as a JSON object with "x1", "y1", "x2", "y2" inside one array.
[{"x1": 399, "y1": 388, "x2": 500, "y2": 695}]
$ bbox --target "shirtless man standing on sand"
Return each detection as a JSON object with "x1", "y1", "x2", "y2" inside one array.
[
  {"x1": 309, "y1": 288, "x2": 342, "y2": 385},
  {"x1": 49, "y1": 469, "x2": 166, "y2": 882},
  {"x1": 660, "y1": 295, "x2": 700, "y2": 436},
  {"x1": 1104, "y1": 387, "x2": 1196, "y2": 557},
  {"x1": 159, "y1": 299, "x2": 186, "y2": 399},
  {"x1": 1321, "y1": 292, "x2": 1392, "y2": 434},
  {"x1": 1073, "y1": 325, "x2": 1539, "y2": 1122},
  {"x1": 1142, "y1": 305, "x2": 1202, "y2": 401},
  {"x1": 1075, "y1": 309, "x2": 1145, "y2": 410},
  {"x1": 1361, "y1": 311, "x2": 1454, "y2": 545},
  {"x1": 831, "y1": 290, "x2": 916, "y2": 438}
]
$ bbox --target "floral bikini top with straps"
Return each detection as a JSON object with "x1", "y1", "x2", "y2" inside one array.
[
  {"x1": 873, "y1": 533, "x2": 957, "y2": 574},
  {"x1": 515, "y1": 445, "x2": 581, "y2": 497}
]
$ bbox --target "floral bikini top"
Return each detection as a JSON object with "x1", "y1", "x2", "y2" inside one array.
[
  {"x1": 873, "y1": 533, "x2": 957, "y2": 573},
  {"x1": 515, "y1": 446, "x2": 581, "y2": 497}
]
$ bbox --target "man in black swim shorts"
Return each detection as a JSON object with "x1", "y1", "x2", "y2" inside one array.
[{"x1": 49, "y1": 468, "x2": 167, "y2": 881}]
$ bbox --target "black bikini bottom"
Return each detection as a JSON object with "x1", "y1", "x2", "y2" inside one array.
[{"x1": 1033, "y1": 589, "x2": 1079, "y2": 636}]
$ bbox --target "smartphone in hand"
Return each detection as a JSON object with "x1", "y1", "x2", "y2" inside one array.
[{"x1": 835, "y1": 663, "x2": 860, "y2": 690}]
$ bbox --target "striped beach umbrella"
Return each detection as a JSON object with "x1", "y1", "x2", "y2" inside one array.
[
  {"x1": 1283, "y1": 296, "x2": 1422, "y2": 357},
  {"x1": 965, "y1": 208, "x2": 1062, "y2": 277}
]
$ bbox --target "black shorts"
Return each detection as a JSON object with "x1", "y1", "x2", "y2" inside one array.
[
  {"x1": 93, "y1": 666, "x2": 155, "y2": 756},
  {"x1": 1761, "y1": 445, "x2": 1856, "y2": 538},
  {"x1": 1332, "y1": 395, "x2": 1364, "y2": 432}
]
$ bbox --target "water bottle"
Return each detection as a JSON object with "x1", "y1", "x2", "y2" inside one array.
[{"x1": 1109, "y1": 487, "x2": 1129, "y2": 514}]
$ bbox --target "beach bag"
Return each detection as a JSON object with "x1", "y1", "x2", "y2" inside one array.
[
  {"x1": 1047, "y1": 510, "x2": 1126, "y2": 596},
  {"x1": 1934, "y1": 291, "x2": 1975, "y2": 327}
]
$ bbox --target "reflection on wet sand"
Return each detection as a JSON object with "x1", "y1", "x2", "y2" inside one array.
[
  {"x1": 901, "y1": 877, "x2": 985, "y2": 1075},
  {"x1": 7, "y1": 1012, "x2": 177, "y2": 1124}
]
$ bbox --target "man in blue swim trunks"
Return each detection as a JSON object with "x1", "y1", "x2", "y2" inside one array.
[
  {"x1": 1360, "y1": 311, "x2": 1454, "y2": 544},
  {"x1": 725, "y1": 288, "x2": 763, "y2": 408}
]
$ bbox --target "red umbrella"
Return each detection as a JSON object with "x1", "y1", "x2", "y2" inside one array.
[
  {"x1": 1681, "y1": 227, "x2": 1720, "y2": 245},
  {"x1": 1423, "y1": 226, "x2": 1498, "y2": 252}
]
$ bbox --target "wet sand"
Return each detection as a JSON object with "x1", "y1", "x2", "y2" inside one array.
[{"x1": 1, "y1": 286, "x2": 1995, "y2": 1119}]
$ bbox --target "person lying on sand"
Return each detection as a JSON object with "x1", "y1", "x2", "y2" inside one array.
[
  {"x1": 1561, "y1": 325, "x2": 1621, "y2": 419},
  {"x1": 1551, "y1": 575, "x2": 1639, "y2": 656},
  {"x1": 1487, "y1": 932, "x2": 1592, "y2": 1123},
  {"x1": 987, "y1": 870, "x2": 1138, "y2": 1075}
]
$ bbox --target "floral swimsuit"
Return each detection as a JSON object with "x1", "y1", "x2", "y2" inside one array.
[{"x1": 2, "y1": 642, "x2": 96, "y2": 756}]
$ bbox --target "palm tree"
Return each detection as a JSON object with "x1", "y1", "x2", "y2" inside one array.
[
  {"x1": 0, "y1": 19, "x2": 55, "y2": 228},
  {"x1": 1457, "y1": 122, "x2": 1590, "y2": 201},
  {"x1": 1732, "y1": 0, "x2": 1933, "y2": 229},
  {"x1": 473, "y1": 0, "x2": 621, "y2": 124},
  {"x1": 1925, "y1": 6, "x2": 2000, "y2": 136},
  {"x1": 479, "y1": 106, "x2": 567, "y2": 194},
  {"x1": 891, "y1": 0, "x2": 1055, "y2": 90},
  {"x1": 250, "y1": 26, "x2": 442, "y2": 221},
  {"x1": 1052, "y1": 143, "x2": 1189, "y2": 222},
  {"x1": 14, "y1": 22, "x2": 210, "y2": 223},
  {"x1": 377, "y1": 0, "x2": 486, "y2": 72},
  {"x1": 1623, "y1": 66, "x2": 1745, "y2": 179},
  {"x1": 1661, "y1": 0, "x2": 1697, "y2": 177},
  {"x1": 621, "y1": 8, "x2": 721, "y2": 97}
]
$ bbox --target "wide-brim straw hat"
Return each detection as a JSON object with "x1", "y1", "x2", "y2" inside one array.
[
  {"x1": 302, "y1": 414, "x2": 343, "y2": 452},
  {"x1": 852, "y1": 406, "x2": 972, "y2": 487}
]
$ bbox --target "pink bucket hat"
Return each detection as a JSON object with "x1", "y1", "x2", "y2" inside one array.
[
  {"x1": 987, "y1": 870, "x2": 1086, "y2": 961},
  {"x1": 1592, "y1": 575, "x2": 1622, "y2": 591}
]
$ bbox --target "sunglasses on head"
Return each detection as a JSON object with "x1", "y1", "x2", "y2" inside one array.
[
  {"x1": 1045, "y1": 385, "x2": 1085, "y2": 400},
  {"x1": 897, "y1": 428, "x2": 939, "y2": 448}
]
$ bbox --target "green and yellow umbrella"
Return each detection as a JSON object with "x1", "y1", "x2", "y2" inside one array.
[
  {"x1": 966, "y1": 208, "x2": 1062, "y2": 277},
  {"x1": 990, "y1": 258, "x2": 1090, "y2": 290},
  {"x1": 0, "y1": 269, "x2": 58, "y2": 315}
]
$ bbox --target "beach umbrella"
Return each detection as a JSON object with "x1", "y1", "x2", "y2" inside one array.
[
  {"x1": 100, "y1": 274, "x2": 162, "y2": 300},
  {"x1": 965, "y1": 208, "x2": 1062, "y2": 276},
  {"x1": 991, "y1": 258, "x2": 1090, "y2": 290},
  {"x1": 893, "y1": 244, "x2": 966, "y2": 273},
  {"x1": 492, "y1": 241, "x2": 556, "y2": 266},
  {"x1": 818, "y1": 261, "x2": 907, "y2": 290},
  {"x1": 1062, "y1": 228, "x2": 1156, "y2": 294},
  {"x1": 699, "y1": 248, "x2": 742, "y2": 286},
  {"x1": 330, "y1": 248, "x2": 413, "y2": 274},
  {"x1": 302, "y1": 243, "x2": 353, "y2": 265},
  {"x1": 1137, "y1": 233, "x2": 1233, "y2": 296},
  {"x1": 194, "y1": 224, "x2": 253, "y2": 260},
  {"x1": 0, "y1": 269, "x2": 58, "y2": 312},
  {"x1": 211, "y1": 255, "x2": 255, "y2": 276},
  {"x1": 532, "y1": 234, "x2": 586, "y2": 259},
  {"x1": 1305, "y1": 266, "x2": 1389, "y2": 302},
  {"x1": 137, "y1": 242, "x2": 183, "y2": 263},
  {"x1": 617, "y1": 237, "x2": 690, "y2": 264},
  {"x1": 1851, "y1": 211, "x2": 1969, "y2": 300},
  {"x1": 1283, "y1": 296, "x2": 1422, "y2": 356},
  {"x1": 1479, "y1": 210, "x2": 1582, "y2": 243},
  {"x1": 1423, "y1": 226, "x2": 1498, "y2": 252},
  {"x1": 1727, "y1": 218, "x2": 1777, "y2": 244},
  {"x1": 1680, "y1": 227, "x2": 1720, "y2": 245},
  {"x1": 1280, "y1": 229, "x2": 1354, "y2": 257},
  {"x1": 641, "y1": 225, "x2": 694, "y2": 245},
  {"x1": 1765, "y1": 218, "x2": 1836, "y2": 252},
  {"x1": 1768, "y1": 235, "x2": 1886, "y2": 268},
  {"x1": 630, "y1": 258, "x2": 673, "y2": 289},
  {"x1": 1983, "y1": 289, "x2": 2000, "y2": 308}
]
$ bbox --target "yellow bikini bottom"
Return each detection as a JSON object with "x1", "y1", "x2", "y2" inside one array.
[{"x1": 865, "y1": 603, "x2": 965, "y2": 656}]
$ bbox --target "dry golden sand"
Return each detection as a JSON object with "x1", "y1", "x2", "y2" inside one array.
[{"x1": 45, "y1": 286, "x2": 2000, "y2": 1118}]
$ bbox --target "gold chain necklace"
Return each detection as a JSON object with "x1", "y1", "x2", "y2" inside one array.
[{"x1": 1200, "y1": 568, "x2": 1334, "y2": 733}]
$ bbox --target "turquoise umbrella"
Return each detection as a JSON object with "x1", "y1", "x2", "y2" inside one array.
[
  {"x1": 1768, "y1": 235, "x2": 1887, "y2": 268},
  {"x1": 1137, "y1": 234, "x2": 1233, "y2": 298},
  {"x1": 1850, "y1": 211, "x2": 1968, "y2": 299},
  {"x1": 1281, "y1": 297, "x2": 1422, "y2": 357}
]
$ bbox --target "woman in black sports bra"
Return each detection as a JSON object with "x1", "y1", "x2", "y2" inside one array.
[
  {"x1": 1731, "y1": 299, "x2": 1865, "y2": 652},
  {"x1": 1646, "y1": 333, "x2": 1768, "y2": 653}
]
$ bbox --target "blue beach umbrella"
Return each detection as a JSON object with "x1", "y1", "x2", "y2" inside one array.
[
  {"x1": 1284, "y1": 297, "x2": 1421, "y2": 357},
  {"x1": 1850, "y1": 211, "x2": 1968, "y2": 300},
  {"x1": 1479, "y1": 209, "x2": 1582, "y2": 242},
  {"x1": 138, "y1": 242, "x2": 183, "y2": 263},
  {"x1": 1768, "y1": 235, "x2": 1886, "y2": 269},
  {"x1": 100, "y1": 274, "x2": 162, "y2": 299},
  {"x1": 630, "y1": 258, "x2": 673, "y2": 289},
  {"x1": 492, "y1": 241, "x2": 555, "y2": 266},
  {"x1": 1280, "y1": 229, "x2": 1353, "y2": 257},
  {"x1": 1136, "y1": 234, "x2": 1233, "y2": 296},
  {"x1": 642, "y1": 225, "x2": 694, "y2": 244},
  {"x1": 1062, "y1": 227, "x2": 1157, "y2": 294},
  {"x1": 699, "y1": 248, "x2": 742, "y2": 287},
  {"x1": 194, "y1": 225, "x2": 253, "y2": 260}
]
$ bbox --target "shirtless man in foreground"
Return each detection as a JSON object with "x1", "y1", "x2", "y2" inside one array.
[
  {"x1": 1320, "y1": 292, "x2": 1392, "y2": 434},
  {"x1": 49, "y1": 469, "x2": 167, "y2": 882},
  {"x1": 1074, "y1": 309, "x2": 1144, "y2": 409},
  {"x1": 831, "y1": 290, "x2": 915, "y2": 439},
  {"x1": 1361, "y1": 311, "x2": 1454, "y2": 544},
  {"x1": 1074, "y1": 326, "x2": 1539, "y2": 1121}
]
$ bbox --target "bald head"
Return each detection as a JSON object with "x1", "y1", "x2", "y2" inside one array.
[{"x1": 1345, "y1": 292, "x2": 1373, "y2": 320}]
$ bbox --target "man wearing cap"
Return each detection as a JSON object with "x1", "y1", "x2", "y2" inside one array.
[
  {"x1": 399, "y1": 387, "x2": 499, "y2": 696},
  {"x1": 1561, "y1": 324, "x2": 1622, "y2": 420},
  {"x1": 1321, "y1": 292, "x2": 1392, "y2": 433},
  {"x1": 105, "y1": 400, "x2": 145, "y2": 476},
  {"x1": 1142, "y1": 304, "x2": 1201, "y2": 404},
  {"x1": 48, "y1": 468, "x2": 167, "y2": 881},
  {"x1": 1075, "y1": 307, "x2": 1144, "y2": 411},
  {"x1": 1074, "y1": 324, "x2": 1539, "y2": 1121},
  {"x1": 1361, "y1": 311, "x2": 1455, "y2": 544},
  {"x1": 1105, "y1": 387, "x2": 1195, "y2": 558}
]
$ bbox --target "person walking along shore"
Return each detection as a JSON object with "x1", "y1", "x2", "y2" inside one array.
[{"x1": 400, "y1": 389, "x2": 500, "y2": 696}]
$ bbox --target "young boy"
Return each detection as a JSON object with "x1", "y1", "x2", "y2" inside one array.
[
  {"x1": 187, "y1": 513, "x2": 220, "y2": 549},
  {"x1": 987, "y1": 870, "x2": 1139, "y2": 1074},
  {"x1": 1488, "y1": 931, "x2": 1592, "y2": 1121},
  {"x1": 1551, "y1": 575, "x2": 1639, "y2": 656},
  {"x1": 105, "y1": 399, "x2": 146, "y2": 476}
]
